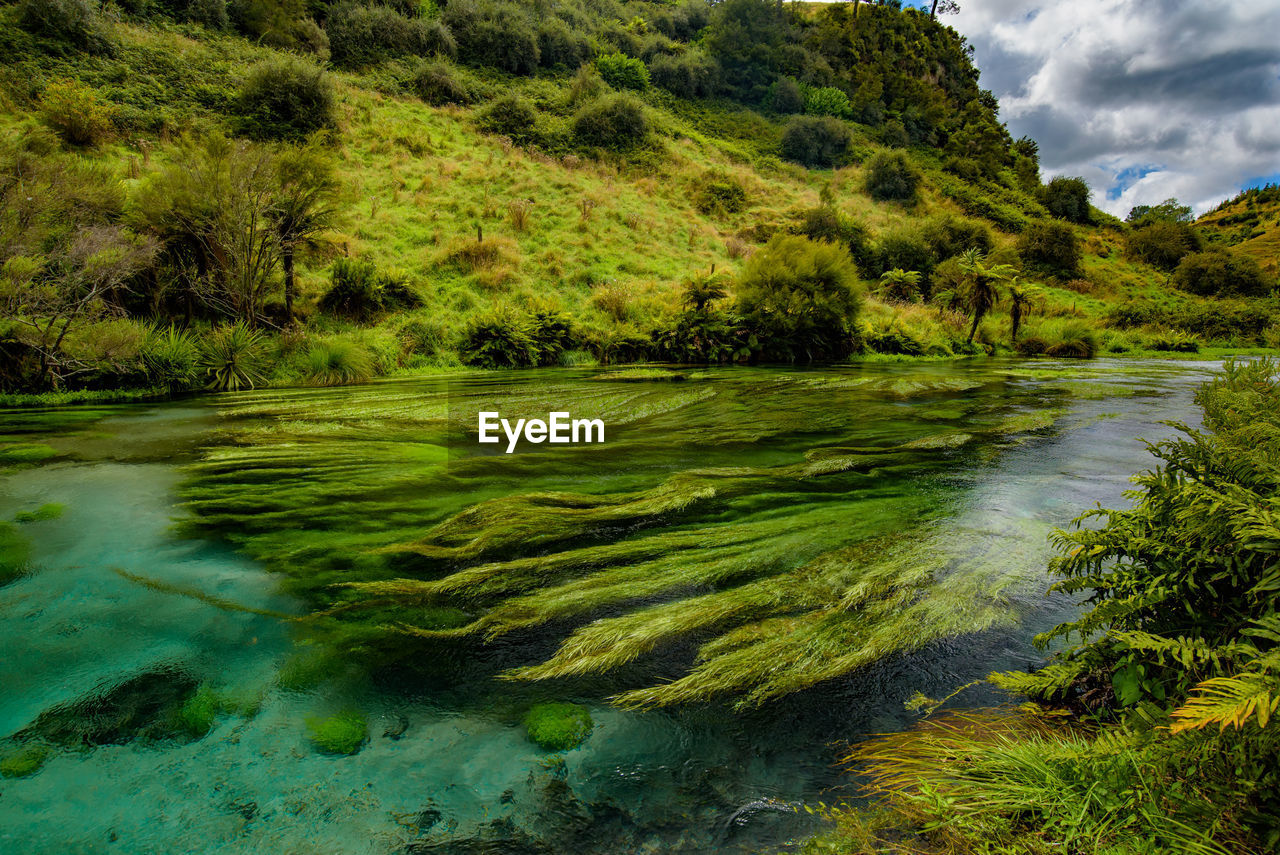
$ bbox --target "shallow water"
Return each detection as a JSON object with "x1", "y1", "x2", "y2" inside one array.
[{"x1": 0, "y1": 360, "x2": 1220, "y2": 853}]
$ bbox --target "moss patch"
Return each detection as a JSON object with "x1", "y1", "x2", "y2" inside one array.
[
  {"x1": 524, "y1": 702, "x2": 594, "y2": 751},
  {"x1": 0, "y1": 744, "x2": 52, "y2": 779},
  {"x1": 307, "y1": 711, "x2": 368, "y2": 755},
  {"x1": 15, "y1": 503, "x2": 65, "y2": 523}
]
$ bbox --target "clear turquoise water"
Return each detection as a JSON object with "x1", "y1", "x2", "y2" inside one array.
[{"x1": 0, "y1": 360, "x2": 1219, "y2": 853}]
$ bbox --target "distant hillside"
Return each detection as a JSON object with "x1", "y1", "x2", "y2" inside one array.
[
  {"x1": 1197, "y1": 183, "x2": 1280, "y2": 281},
  {"x1": 0, "y1": 0, "x2": 1276, "y2": 397}
]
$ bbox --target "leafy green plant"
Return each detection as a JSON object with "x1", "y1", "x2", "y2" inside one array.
[
  {"x1": 237, "y1": 56, "x2": 335, "y2": 141},
  {"x1": 39, "y1": 79, "x2": 115, "y2": 147},
  {"x1": 694, "y1": 172, "x2": 748, "y2": 216},
  {"x1": 572, "y1": 94, "x2": 648, "y2": 150},
  {"x1": 141, "y1": 326, "x2": 200, "y2": 391},
  {"x1": 302, "y1": 339, "x2": 374, "y2": 386},
  {"x1": 523, "y1": 702, "x2": 593, "y2": 751},
  {"x1": 1172, "y1": 250, "x2": 1272, "y2": 298},
  {"x1": 18, "y1": 0, "x2": 112, "y2": 53},
  {"x1": 306, "y1": 711, "x2": 367, "y2": 755},
  {"x1": 865, "y1": 151, "x2": 921, "y2": 204},
  {"x1": 595, "y1": 52, "x2": 649, "y2": 90},
  {"x1": 1017, "y1": 219, "x2": 1081, "y2": 278},
  {"x1": 459, "y1": 308, "x2": 539, "y2": 368},
  {"x1": 174, "y1": 685, "x2": 223, "y2": 738},
  {"x1": 877, "y1": 269, "x2": 922, "y2": 303},
  {"x1": 1038, "y1": 176, "x2": 1092, "y2": 224},
  {"x1": 411, "y1": 59, "x2": 477, "y2": 106},
  {"x1": 780, "y1": 116, "x2": 850, "y2": 168},
  {"x1": 198, "y1": 323, "x2": 270, "y2": 392},
  {"x1": 477, "y1": 94, "x2": 540, "y2": 145}
]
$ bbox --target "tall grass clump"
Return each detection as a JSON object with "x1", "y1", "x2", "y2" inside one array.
[
  {"x1": 198, "y1": 323, "x2": 270, "y2": 391},
  {"x1": 1015, "y1": 318, "x2": 1098, "y2": 359},
  {"x1": 301, "y1": 338, "x2": 374, "y2": 386}
]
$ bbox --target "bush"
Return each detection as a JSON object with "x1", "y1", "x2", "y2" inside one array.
[
  {"x1": 865, "y1": 151, "x2": 921, "y2": 203},
  {"x1": 536, "y1": 18, "x2": 591, "y2": 69},
  {"x1": 524, "y1": 702, "x2": 594, "y2": 751},
  {"x1": 459, "y1": 308, "x2": 539, "y2": 368},
  {"x1": 780, "y1": 116, "x2": 851, "y2": 169},
  {"x1": 444, "y1": 0, "x2": 540, "y2": 75},
  {"x1": 410, "y1": 59, "x2": 477, "y2": 106},
  {"x1": 39, "y1": 79, "x2": 115, "y2": 147},
  {"x1": 769, "y1": 76, "x2": 805, "y2": 114},
  {"x1": 18, "y1": 0, "x2": 111, "y2": 53},
  {"x1": 325, "y1": 3, "x2": 454, "y2": 68},
  {"x1": 873, "y1": 228, "x2": 937, "y2": 282},
  {"x1": 1017, "y1": 220, "x2": 1081, "y2": 278},
  {"x1": 306, "y1": 711, "x2": 367, "y2": 754},
  {"x1": 1172, "y1": 250, "x2": 1272, "y2": 298},
  {"x1": 596, "y1": 52, "x2": 649, "y2": 90},
  {"x1": 478, "y1": 94, "x2": 540, "y2": 145},
  {"x1": 237, "y1": 56, "x2": 335, "y2": 141},
  {"x1": 141, "y1": 326, "x2": 199, "y2": 391},
  {"x1": 695, "y1": 172, "x2": 748, "y2": 216},
  {"x1": 572, "y1": 94, "x2": 649, "y2": 150},
  {"x1": 921, "y1": 214, "x2": 993, "y2": 260},
  {"x1": 1125, "y1": 220, "x2": 1201, "y2": 271},
  {"x1": 793, "y1": 206, "x2": 871, "y2": 271},
  {"x1": 1015, "y1": 318, "x2": 1098, "y2": 359},
  {"x1": 399, "y1": 317, "x2": 450, "y2": 357},
  {"x1": 805, "y1": 86, "x2": 850, "y2": 118},
  {"x1": 737, "y1": 234, "x2": 862, "y2": 362},
  {"x1": 319, "y1": 258, "x2": 413, "y2": 320},
  {"x1": 1039, "y1": 176, "x2": 1091, "y2": 224},
  {"x1": 198, "y1": 323, "x2": 270, "y2": 391},
  {"x1": 648, "y1": 50, "x2": 719, "y2": 98},
  {"x1": 302, "y1": 339, "x2": 375, "y2": 385}
]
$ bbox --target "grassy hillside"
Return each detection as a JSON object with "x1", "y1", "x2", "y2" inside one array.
[
  {"x1": 0, "y1": 0, "x2": 1276, "y2": 400},
  {"x1": 1198, "y1": 183, "x2": 1280, "y2": 281}
]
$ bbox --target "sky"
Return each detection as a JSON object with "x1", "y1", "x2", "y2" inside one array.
[{"x1": 930, "y1": 0, "x2": 1280, "y2": 216}]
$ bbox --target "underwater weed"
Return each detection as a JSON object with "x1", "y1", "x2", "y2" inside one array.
[
  {"x1": 14, "y1": 503, "x2": 65, "y2": 523},
  {"x1": 0, "y1": 744, "x2": 52, "y2": 778},
  {"x1": 524, "y1": 703, "x2": 593, "y2": 751},
  {"x1": 306, "y1": 711, "x2": 368, "y2": 755}
]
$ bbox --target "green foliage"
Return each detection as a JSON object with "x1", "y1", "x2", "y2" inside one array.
[
  {"x1": 648, "y1": 49, "x2": 718, "y2": 98},
  {"x1": 306, "y1": 710, "x2": 367, "y2": 754},
  {"x1": 477, "y1": 94, "x2": 539, "y2": 145},
  {"x1": 198, "y1": 323, "x2": 269, "y2": 391},
  {"x1": 1127, "y1": 197, "x2": 1193, "y2": 226},
  {"x1": 174, "y1": 685, "x2": 222, "y2": 738},
  {"x1": 877, "y1": 269, "x2": 922, "y2": 303},
  {"x1": 804, "y1": 86, "x2": 850, "y2": 119},
  {"x1": 736, "y1": 234, "x2": 862, "y2": 362},
  {"x1": 780, "y1": 116, "x2": 850, "y2": 169},
  {"x1": 1039, "y1": 176, "x2": 1092, "y2": 224},
  {"x1": 572, "y1": 94, "x2": 648, "y2": 150},
  {"x1": 141, "y1": 326, "x2": 200, "y2": 390},
  {"x1": 768, "y1": 76, "x2": 804, "y2": 114},
  {"x1": 237, "y1": 55, "x2": 335, "y2": 141},
  {"x1": 523, "y1": 702, "x2": 593, "y2": 751},
  {"x1": 443, "y1": 0, "x2": 539, "y2": 75},
  {"x1": 302, "y1": 338, "x2": 374, "y2": 386},
  {"x1": 1017, "y1": 220, "x2": 1081, "y2": 278},
  {"x1": 865, "y1": 151, "x2": 921, "y2": 203},
  {"x1": 704, "y1": 0, "x2": 791, "y2": 102},
  {"x1": 458, "y1": 307, "x2": 539, "y2": 368},
  {"x1": 319, "y1": 257, "x2": 416, "y2": 321},
  {"x1": 1015, "y1": 318, "x2": 1099, "y2": 359},
  {"x1": 694, "y1": 172, "x2": 748, "y2": 216},
  {"x1": 536, "y1": 18, "x2": 591, "y2": 69},
  {"x1": 18, "y1": 0, "x2": 112, "y2": 53},
  {"x1": 325, "y1": 2, "x2": 454, "y2": 68},
  {"x1": 595, "y1": 51, "x2": 649, "y2": 90},
  {"x1": 1173, "y1": 250, "x2": 1272, "y2": 298},
  {"x1": 0, "y1": 744, "x2": 51, "y2": 778},
  {"x1": 39, "y1": 78, "x2": 115, "y2": 147},
  {"x1": 920, "y1": 214, "x2": 993, "y2": 261},
  {"x1": 793, "y1": 206, "x2": 871, "y2": 269},
  {"x1": 1126, "y1": 220, "x2": 1201, "y2": 271},
  {"x1": 410, "y1": 58, "x2": 478, "y2": 105}
]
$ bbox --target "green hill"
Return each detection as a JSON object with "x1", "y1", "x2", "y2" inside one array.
[{"x1": 0, "y1": 0, "x2": 1276, "y2": 397}]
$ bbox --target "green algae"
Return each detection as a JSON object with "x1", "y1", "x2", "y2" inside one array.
[
  {"x1": 0, "y1": 444, "x2": 59, "y2": 464},
  {"x1": 14, "y1": 503, "x2": 65, "y2": 523},
  {"x1": 524, "y1": 703, "x2": 593, "y2": 751},
  {"x1": 307, "y1": 711, "x2": 368, "y2": 755},
  {"x1": 170, "y1": 365, "x2": 1155, "y2": 710},
  {"x1": 0, "y1": 744, "x2": 51, "y2": 778},
  {"x1": 0, "y1": 523, "x2": 31, "y2": 586}
]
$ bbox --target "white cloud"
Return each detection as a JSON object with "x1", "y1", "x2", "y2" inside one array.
[{"x1": 946, "y1": 0, "x2": 1280, "y2": 214}]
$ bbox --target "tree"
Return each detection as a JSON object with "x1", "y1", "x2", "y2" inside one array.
[
  {"x1": 1125, "y1": 197, "x2": 1193, "y2": 226},
  {"x1": 878, "y1": 268, "x2": 922, "y2": 302},
  {"x1": 957, "y1": 248, "x2": 1014, "y2": 343},
  {"x1": 270, "y1": 139, "x2": 341, "y2": 322},
  {"x1": 930, "y1": 0, "x2": 959, "y2": 19},
  {"x1": 1006, "y1": 276, "x2": 1040, "y2": 344},
  {"x1": 704, "y1": 0, "x2": 791, "y2": 102},
  {"x1": 1039, "y1": 176, "x2": 1092, "y2": 224}
]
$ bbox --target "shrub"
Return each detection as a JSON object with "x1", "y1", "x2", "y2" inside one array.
[
  {"x1": 921, "y1": 215, "x2": 993, "y2": 260},
  {"x1": 141, "y1": 326, "x2": 199, "y2": 390},
  {"x1": 325, "y1": 3, "x2": 454, "y2": 68},
  {"x1": 529, "y1": 310, "x2": 574, "y2": 366},
  {"x1": 736, "y1": 234, "x2": 862, "y2": 362},
  {"x1": 185, "y1": 0, "x2": 229, "y2": 29},
  {"x1": 1172, "y1": 250, "x2": 1272, "y2": 298},
  {"x1": 1125, "y1": 221, "x2": 1201, "y2": 271},
  {"x1": 695, "y1": 173, "x2": 748, "y2": 216},
  {"x1": 319, "y1": 258, "x2": 412, "y2": 320},
  {"x1": 648, "y1": 50, "x2": 718, "y2": 98},
  {"x1": 1038, "y1": 176, "x2": 1091, "y2": 224},
  {"x1": 399, "y1": 318, "x2": 449, "y2": 356},
  {"x1": 1143, "y1": 328, "x2": 1200, "y2": 353},
  {"x1": 865, "y1": 151, "x2": 921, "y2": 203},
  {"x1": 302, "y1": 339, "x2": 375, "y2": 385},
  {"x1": 1017, "y1": 220, "x2": 1081, "y2": 278},
  {"x1": 781, "y1": 116, "x2": 851, "y2": 168},
  {"x1": 572, "y1": 94, "x2": 649, "y2": 150},
  {"x1": 18, "y1": 0, "x2": 111, "y2": 53},
  {"x1": 39, "y1": 79, "x2": 115, "y2": 147},
  {"x1": 537, "y1": 18, "x2": 591, "y2": 69},
  {"x1": 306, "y1": 711, "x2": 367, "y2": 754},
  {"x1": 524, "y1": 702, "x2": 594, "y2": 751},
  {"x1": 805, "y1": 86, "x2": 850, "y2": 118},
  {"x1": 595, "y1": 52, "x2": 649, "y2": 90},
  {"x1": 768, "y1": 77, "x2": 805, "y2": 114},
  {"x1": 198, "y1": 323, "x2": 270, "y2": 391},
  {"x1": 444, "y1": 0, "x2": 540, "y2": 75},
  {"x1": 460, "y1": 308, "x2": 539, "y2": 368},
  {"x1": 478, "y1": 95, "x2": 540, "y2": 145},
  {"x1": 237, "y1": 56, "x2": 335, "y2": 141},
  {"x1": 873, "y1": 228, "x2": 937, "y2": 282},
  {"x1": 411, "y1": 59, "x2": 477, "y2": 106},
  {"x1": 793, "y1": 206, "x2": 871, "y2": 269},
  {"x1": 1016, "y1": 318, "x2": 1098, "y2": 359}
]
